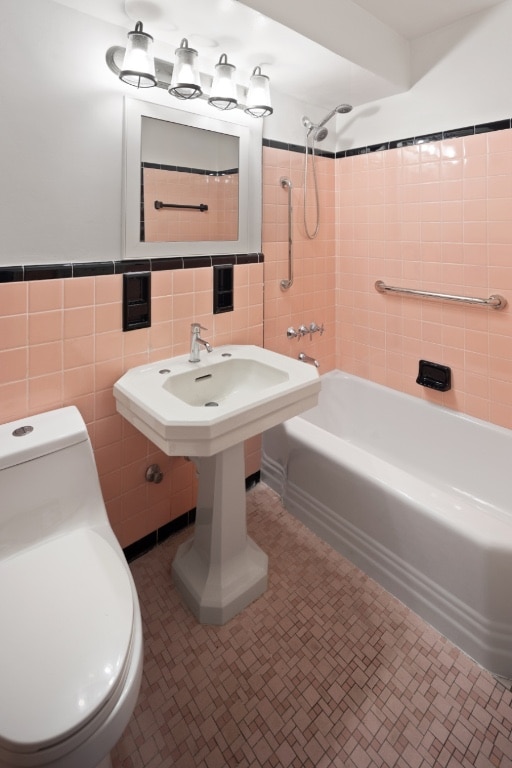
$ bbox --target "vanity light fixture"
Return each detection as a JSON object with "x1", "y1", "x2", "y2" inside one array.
[
  {"x1": 245, "y1": 66, "x2": 273, "y2": 117},
  {"x1": 108, "y1": 21, "x2": 272, "y2": 117},
  {"x1": 119, "y1": 22, "x2": 156, "y2": 88},
  {"x1": 208, "y1": 54, "x2": 237, "y2": 111},
  {"x1": 169, "y1": 38, "x2": 202, "y2": 100}
]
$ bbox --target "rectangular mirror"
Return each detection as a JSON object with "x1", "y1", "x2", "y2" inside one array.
[
  {"x1": 123, "y1": 97, "x2": 262, "y2": 259},
  {"x1": 142, "y1": 117, "x2": 239, "y2": 243}
]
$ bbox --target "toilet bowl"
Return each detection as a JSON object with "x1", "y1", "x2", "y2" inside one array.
[{"x1": 0, "y1": 407, "x2": 143, "y2": 768}]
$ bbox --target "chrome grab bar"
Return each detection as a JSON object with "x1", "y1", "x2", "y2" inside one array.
[
  {"x1": 280, "y1": 177, "x2": 293, "y2": 290},
  {"x1": 375, "y1": 280, "x2": 507, "y2": 310}
]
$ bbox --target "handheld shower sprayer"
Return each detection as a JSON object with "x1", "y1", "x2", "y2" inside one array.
[
  {"x1": 302, "y1": 103, "x2": 353, "y2": 142},
  {"x1": 302, "y1": 103, "x2": 353, "y2": 238}
]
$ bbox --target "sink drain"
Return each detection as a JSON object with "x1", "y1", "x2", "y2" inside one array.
[{"x1": 204, "y1": 401, "x2": 219, "y2": 407}]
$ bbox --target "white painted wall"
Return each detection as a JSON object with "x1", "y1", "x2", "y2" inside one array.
[
  {"x1": 1, "y1": 0, "x2": 126, "y2": 265},
  {"x1": 141, "y1": 118, "x2": 239, "y2": 170},
  {"x1": 334, "y1": 0, "x2": 512, "y2": 151}
]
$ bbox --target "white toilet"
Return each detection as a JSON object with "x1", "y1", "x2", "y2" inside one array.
[{"x1": 0, "y1": 406, "x2": 143, "y2": 768}]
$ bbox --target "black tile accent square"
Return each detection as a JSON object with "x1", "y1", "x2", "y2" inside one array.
[
  {"x1": 123, "y1": 272, "x2": 151, "y2": 331},
  {"x1": 213, "y1": 264, "x2": 234, "y2": 314}
]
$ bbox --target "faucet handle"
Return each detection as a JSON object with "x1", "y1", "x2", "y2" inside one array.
[
  {"x1": 309, "y1": 322, "x2": 324, "y2": 339},
  {"x1": 191, "y1": 322, "x2": 208, "y2": 332}
]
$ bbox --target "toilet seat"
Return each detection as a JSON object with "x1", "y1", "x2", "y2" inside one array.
[{"x1": 0, "y1": 529, "x2": 134, "y2": 756}]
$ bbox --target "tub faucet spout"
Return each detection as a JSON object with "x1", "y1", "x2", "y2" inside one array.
[
  {"x1": 189, "y1": 323, "x2": 213, "y2": 362},
  {"x1": 298, "y1": 352, "x2": 320, "y2": 368}
]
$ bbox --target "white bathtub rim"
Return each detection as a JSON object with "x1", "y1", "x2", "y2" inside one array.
[
  {"x1": 318, "y1": 369, "x2": 512, "y2": 439},
  {"x1": 306, "y1": 370, "x2": 512, "y2": 513}
]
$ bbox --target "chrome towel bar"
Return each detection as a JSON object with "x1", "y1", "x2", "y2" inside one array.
[{"x1": 375, "y1": 280, "x2": 507, "y2": 310}]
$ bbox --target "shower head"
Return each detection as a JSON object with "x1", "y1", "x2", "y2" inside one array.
[
  {"x1": 316, "y1": 103, "x2": 353, "y2": 129},
  {"x1": 302, "y1": 103, "x2": 353, "y2": 142},
  {"x1": 314, "y1": 126, "x2": 329, "y2": 142}
]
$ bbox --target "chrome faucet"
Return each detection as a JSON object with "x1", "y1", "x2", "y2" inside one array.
[
  {"x1": 298, "y1": 352, "x2": 320, "y2": 368},
  {"x1": 189, "y1": 323, "x2": 213, "y2": 363}
]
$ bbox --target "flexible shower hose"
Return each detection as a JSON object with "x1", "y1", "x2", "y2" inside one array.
[{"x1": 303, "y1": 132, "x2": 321, "y2": 239}]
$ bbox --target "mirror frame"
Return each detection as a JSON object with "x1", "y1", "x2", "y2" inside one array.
[{"x1": 123, "y1": 97, "x2": 262, "y2": 259}]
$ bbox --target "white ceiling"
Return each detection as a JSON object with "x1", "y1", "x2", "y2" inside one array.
[
  {"x1": 351, "y1": 0, "x2": 505, "y2": 39},
  {"x1": 53, "y1": 0, "x2": 507, "y2": 110}
]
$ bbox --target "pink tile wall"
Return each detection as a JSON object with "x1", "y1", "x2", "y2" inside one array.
[
  {"x1": 336, "y1": 129, "x2": 512, "y2": 428},
  {"x1": 0, "y1": 264, "x2": 263, "y2": 547},
  {"x1": 144, "y1": 169, "x2": 239, "y2": 242},
  {"x1": 262, "y1": 146, "x2": 336, "y2": 369}
]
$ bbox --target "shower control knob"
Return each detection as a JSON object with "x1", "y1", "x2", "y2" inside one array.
[
  {"x1": 287, "y1": 327, "x2": 298, "y2": 338},
  {"x1": 309, "y1": 322, "x2": 324, "y2": 339},
  {"x1": 298, "y1": 325, "x2": 308, "y2": 339}
]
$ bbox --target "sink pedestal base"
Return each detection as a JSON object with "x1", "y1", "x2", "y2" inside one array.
[{"x1": 172, "y1": 443, "x2": 268, "y2": 625}]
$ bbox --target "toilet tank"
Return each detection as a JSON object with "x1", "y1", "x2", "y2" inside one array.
[{"x1": 0, "y1": 407, "x2": 110, "y2": 560}]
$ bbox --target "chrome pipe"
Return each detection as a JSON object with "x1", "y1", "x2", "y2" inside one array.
[{"x1": 375, "y1": 280, "x2": 507, "y2": 310}]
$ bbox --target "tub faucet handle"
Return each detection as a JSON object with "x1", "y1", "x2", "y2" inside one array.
[
  {"x1": 287, "y1": 327, "x2": 299, "y2": 339},
  {"x1": 298, "y1": 325, "x2": 308, "y2": 340},
  {"x1": 309, "y1": 322, "x2": 324, "y2": 339}
]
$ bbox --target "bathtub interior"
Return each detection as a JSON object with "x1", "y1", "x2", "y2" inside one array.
[{"x1": 301, "y1": 371, "x2": 512, "y2": 516}]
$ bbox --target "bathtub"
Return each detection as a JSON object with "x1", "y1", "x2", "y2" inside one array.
[{"x1": 262, "y1": 370, "x2": 512, "y2": 679}]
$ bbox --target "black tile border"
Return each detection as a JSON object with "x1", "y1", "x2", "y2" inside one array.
[
  {"x1": 0, "y1": 253, "x2": 264, "y2": 283},
  {"x1": 24, "y1": 264, "x2": 73, "y2": 280},
  {"x1": 142, "y1": 161, "x2": 239, "y2": 176},
  {"x1": 0, "y1": 266, "x2": 23, "y2": 282},
  {"x1": 122, "y1": 471, "x2": 261, "y2": 563},
  {"x1": 335, "y1": 118, "x2": 512, "y2": 159},
  {"x1": 122, "y1": 508, "x2": 195, "y2": 562},
  {"x1": 73, "y1": 261, "x2": 116, "y2": 277},
  {"x1": 263, "y1": 137, "x2": 335, "y2": 159},
  {"x1": 264, "y1": 118, "x2": 512, "y2": 160}
]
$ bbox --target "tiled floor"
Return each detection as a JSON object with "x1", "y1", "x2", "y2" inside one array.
[{"x1": 112, "y1": 484, "x2": 512, "y2": 768}]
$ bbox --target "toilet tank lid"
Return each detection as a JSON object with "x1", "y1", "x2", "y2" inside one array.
[{"x1": 0, "y1": 406, "x2": 89, "y2": 471}]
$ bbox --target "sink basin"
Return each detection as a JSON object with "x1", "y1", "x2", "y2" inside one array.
[
  {"x1": 164, "y1": 357, "x2": 288, "y2": 407},
  {"x1": 114, "y1": 345, "x2": 320, "y2": 457}
]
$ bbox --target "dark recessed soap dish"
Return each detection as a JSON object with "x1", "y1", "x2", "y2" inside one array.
[{"x1": 416, "y1": 360, "x2": 451, "y2": 392}]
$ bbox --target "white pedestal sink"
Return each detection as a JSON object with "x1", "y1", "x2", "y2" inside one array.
[{"x1": 114, "y1": 345, "x2": 320, "y2": 624}]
